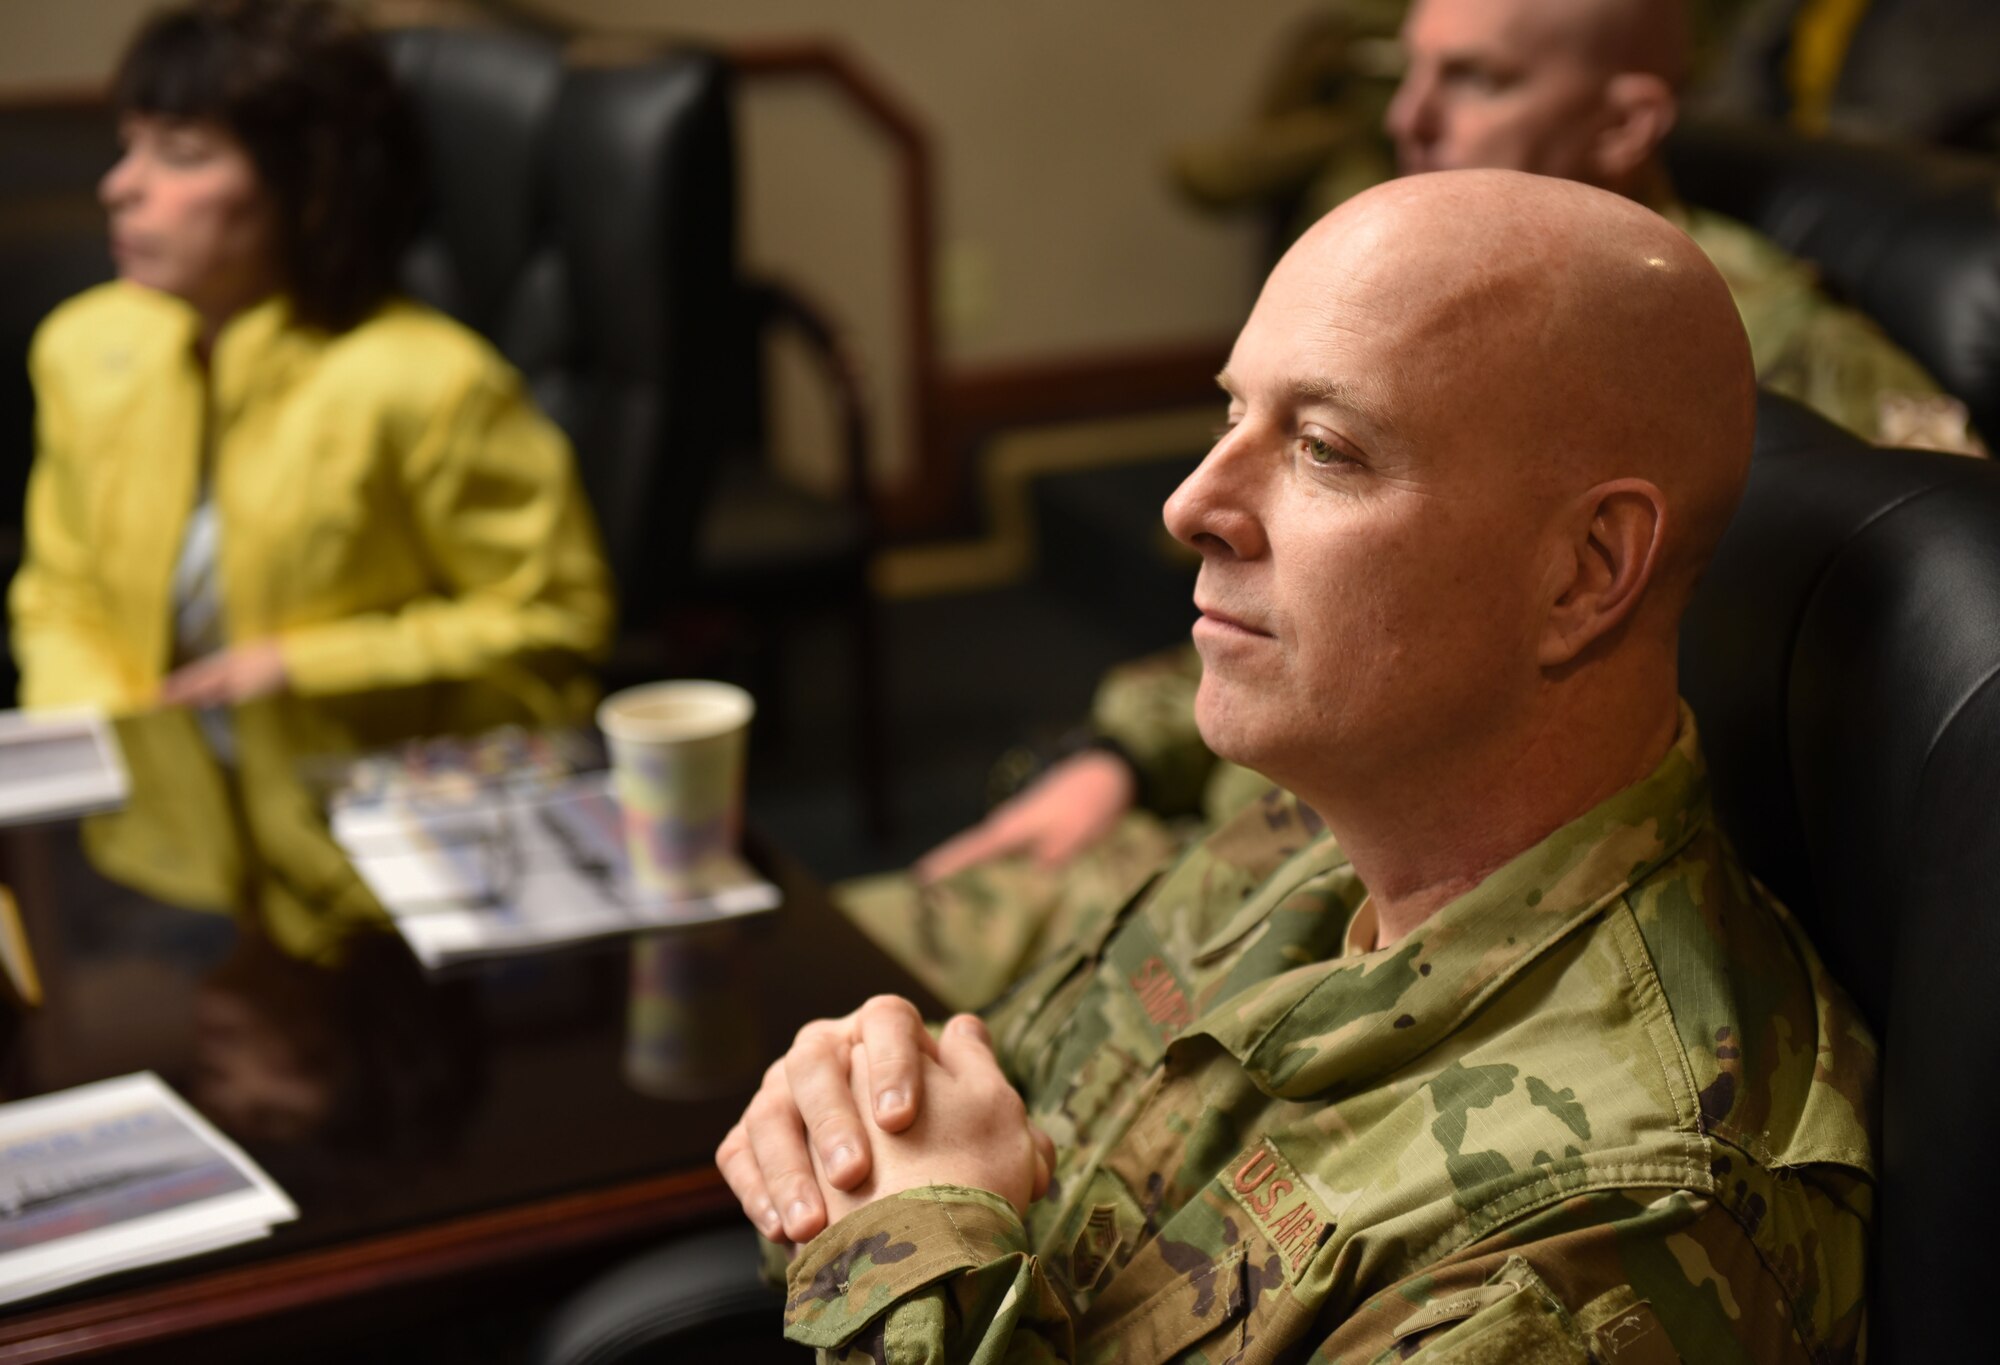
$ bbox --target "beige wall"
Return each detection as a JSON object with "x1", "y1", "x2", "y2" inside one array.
[
  {"x1": 0, "y1": 0, "x2": 1324, "y2": 490},
  {"x1": 536, "y1": 0, "x2": 1316, "y2": 365},
  {"x1": 0, "y1": 0, "x2": 161, "y2": 94}
]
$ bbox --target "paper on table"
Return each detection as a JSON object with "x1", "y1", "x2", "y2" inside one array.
[
  {"x1": 0, "y1": 1072, "x2": 295, "y2": 1306},
  {"x1": 0, "y1": 708, "x2": 128, "y2": 828},
  {"x1": 331, "y1": 774, "x2": 780, "y2": 970}
]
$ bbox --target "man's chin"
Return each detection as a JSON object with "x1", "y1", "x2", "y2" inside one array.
[{"x1": 1192, "y1": 680, "x2": 1264, "y2": 772}]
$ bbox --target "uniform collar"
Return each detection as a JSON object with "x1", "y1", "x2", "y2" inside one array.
[
  {"x1": 1340, "y1": 897, "x2": 1377, "y2": 958},
  {"x1": 1184, "y1": 704, "x2": 1711, "y2": 1099}
]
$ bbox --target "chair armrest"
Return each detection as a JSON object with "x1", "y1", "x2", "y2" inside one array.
[{"x1": 741, "y1": 276, "x2": 877, "y2": 522}]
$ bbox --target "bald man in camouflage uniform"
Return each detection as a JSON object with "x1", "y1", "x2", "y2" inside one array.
[
  {"x1": 839, "y1": 0, "x2": 1975, "y2": 1013},
  {"x1": 724, "y1": 171, "x2": 1875, "y2": 1364}
]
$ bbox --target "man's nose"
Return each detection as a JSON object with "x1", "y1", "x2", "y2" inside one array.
[
  {"x1": 1163, "y1": 429, "x2": 1265, "y2": 561},
  {"x1": 1384, "y1": 67, "x2": 1435, "y2": 148}
]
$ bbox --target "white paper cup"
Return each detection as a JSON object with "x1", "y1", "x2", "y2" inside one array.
[{"x1": 597, "y1": 681, "x2": 755, "y2": 903}]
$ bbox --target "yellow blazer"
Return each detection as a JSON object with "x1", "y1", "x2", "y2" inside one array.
[{"x1": 10, "y1": 282, "x2": 615, "y2": 715}]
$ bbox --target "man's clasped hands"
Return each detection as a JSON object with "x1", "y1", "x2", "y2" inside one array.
[{"x1": 715, "y1": 995, "x2": 1055, "y2": 1248}]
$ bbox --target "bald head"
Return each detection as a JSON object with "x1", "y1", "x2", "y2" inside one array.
[
  {"x1": 1517, "y1": 0, "x2": 1691, "y2": 87},
  {"x1": 1282, "y1": 169, "x2": 1753, "y2": 608},
  {"x1": 1168, "y1": 170, "x2": 1751, "y2": 832},
  {"x1": 1390, "y1": 0, "x2": 1690, "y2": 194}
]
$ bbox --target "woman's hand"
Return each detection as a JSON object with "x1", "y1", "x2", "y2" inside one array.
[{"x1": 159, "y1": 640, "x2": 289, "y2": 706}]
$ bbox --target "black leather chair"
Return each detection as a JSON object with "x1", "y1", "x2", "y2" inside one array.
[
  {"x1": 382, "y1": 29, "x2": 740, "y2": 661},
  {"x1": 1666, "y1": 116, "x2": 2000, "y2": 441},
  {"x1": 1680, "y1": 392, "x2": 2000, "y2": 1363},
  {"x1": 385, "y1": 26, "x2": 886, "y2": 834}
]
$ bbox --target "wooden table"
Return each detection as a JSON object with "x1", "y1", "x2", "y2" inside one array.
[{"x1": 0, "y1": 701, "x2": 936, "y2": 1361}]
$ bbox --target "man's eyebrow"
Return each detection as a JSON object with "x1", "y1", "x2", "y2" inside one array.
[
  {"x1": 1216, "y1": 370, "x2": 1392, "y2": 433},
  {"x1": 1293, "y1": 376, "x2": 1395, "y2": 436}
]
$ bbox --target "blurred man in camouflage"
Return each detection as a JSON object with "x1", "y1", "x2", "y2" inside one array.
[
  {"x1": 1387, "y1": 0, "x2": 1963, "y2": 447},
  {"x1": 721, "y1": 170, "x2": 1876, "y2": 1363},
  {"x1": 839, "y1": 0, "x2": 1974, "y2": 1013},
  {"x1": 1172, "y1": 0, "x2": 1965, "y2": 450}
]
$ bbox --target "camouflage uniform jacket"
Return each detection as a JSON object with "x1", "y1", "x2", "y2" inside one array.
[{"x1": 784, "y1": 711, "x2": 1877, "y2": 1363}]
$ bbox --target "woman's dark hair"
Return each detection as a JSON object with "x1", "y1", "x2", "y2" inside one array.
[{"x1": 112, "y1": 0, "x2": 425, "y2": 332}]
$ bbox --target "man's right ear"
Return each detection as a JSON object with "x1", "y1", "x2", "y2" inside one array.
[
  {"x1": 1537, "y1": 479, "x2": 1667, "y2": 668},
  {"x1": 1594, "y1": 73, "x2": 1677, "y2": 187}
]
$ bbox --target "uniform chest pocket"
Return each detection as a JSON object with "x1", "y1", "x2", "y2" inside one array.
[
  {"x1": 1080, "y1": 1246, "x2": 1246, "y2": 1364},
  {"x1": 1390, "y1": 1280, "x2": 1590, "y2": 1362},
  {"x1": 1378, "y1": 1259, "x2": 1671, "y2": 1364}
]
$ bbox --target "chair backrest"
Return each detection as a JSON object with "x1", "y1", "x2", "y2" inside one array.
[
  {"x1": 0, "y1": 105, "x2": 120, "y2": 562},
  {"x1": 1679, "y1": 392, "x2": 2000, "y2": 1363},
  {"x1": 1666, "y1": 117, "x2": 2000, "y2": 442},
  {"x1": 382, "y1": 28, "x2": 751, "y2": 610},
  {"x1": 0, "y1": 105, "x2": 120, "y2": 704}
]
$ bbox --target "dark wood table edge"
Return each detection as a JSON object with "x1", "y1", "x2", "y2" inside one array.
[{"x1": 0, "y1": 1165, "x2": 738, "y2": 1362}]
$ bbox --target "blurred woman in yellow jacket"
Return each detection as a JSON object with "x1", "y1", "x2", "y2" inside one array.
[{"x1": 9, "y1": 0, "x2": 614, "y2": 720}]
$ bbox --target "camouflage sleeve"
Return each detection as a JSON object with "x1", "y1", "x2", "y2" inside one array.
[
  {"x1": 1089, "y1": 644, "x2": 1216, "y2": 817},
  {"x1": 1308, "y1": 1188, "x2": 1855, "y2": 1364},
  {"x1": 837, "y1": 812, "x2": 1179, "y2": 1014},
  {"x1": 1753, "y1": 282, "x2": 1985, "y2": 453},
  {"x1": 783, "y1": 1185, "x2": 1076, "y2": 1363}
]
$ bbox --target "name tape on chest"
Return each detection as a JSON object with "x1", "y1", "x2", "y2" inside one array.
[
  {"x1": 1222, "y1": 1139, "x2": 1335, "y2": 1283},
  {"x1": 1104, "y1": 910, "x2": 1199, "y2": 1057},
  {"x1": 1129, "y1": 955, "x2": 1196, "y2": 1036}
]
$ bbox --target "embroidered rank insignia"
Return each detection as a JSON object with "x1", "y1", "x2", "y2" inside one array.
[{"x1": 1070, "y1": 1202, "x2": 1123, "y2": 1292}]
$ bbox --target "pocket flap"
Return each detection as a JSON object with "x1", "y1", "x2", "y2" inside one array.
[{"x1": 1081, "y1": 1247, "x2": 1246, "y2": 1362}]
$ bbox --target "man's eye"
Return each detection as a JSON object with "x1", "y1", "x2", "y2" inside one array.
[
  {"x1": 1442, "y1": 66, "x2": 1503, "y2": 95},
  {"x1": 1303, "y1": 435, "x2": 1343, "y2": 465}
]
